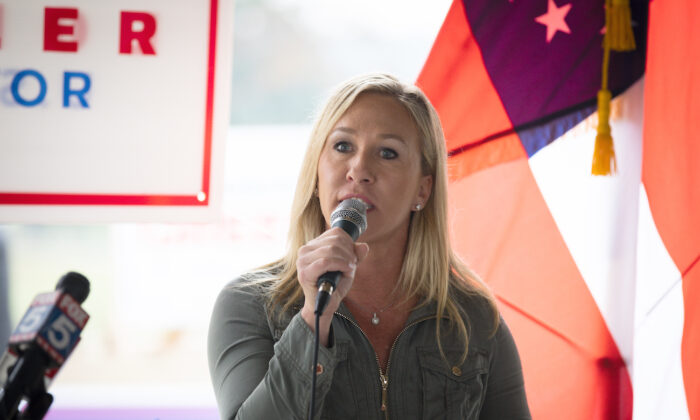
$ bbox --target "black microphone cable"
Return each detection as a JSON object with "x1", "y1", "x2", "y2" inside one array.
[
  {"x1": 308, "y1": 310, "x2": 321, "y2": 420},
  {"x1": 307, "y1": 198, "x2": 367, "y2": 420}
]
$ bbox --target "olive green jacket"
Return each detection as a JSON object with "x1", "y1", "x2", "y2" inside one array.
[{"x1": 208, "y1": 278, "x2": 531, "y2": 419}]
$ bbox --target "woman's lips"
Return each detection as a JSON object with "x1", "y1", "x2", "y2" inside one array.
[{"x1": 339, "y1": 195, "x2": 374, "y2": 210}]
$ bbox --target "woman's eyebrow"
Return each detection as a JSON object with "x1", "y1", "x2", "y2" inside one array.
[
  {"x1": 329, "y1": 127, "x2": 408, "y2": 145},
  {"x1": 378, "y1": 133, "x2": 407, "y2": 144},
  {"x1": 329, "y1": 127, "x2": 356, "y2": 135}
]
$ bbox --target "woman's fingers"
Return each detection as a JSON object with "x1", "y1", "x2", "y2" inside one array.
[
  {"x1": 302, "y1": 256, "x2": 355, "y2": 284},
  {"x1": 297, "y1": 228, "x2": 358, "y2": 282},
  {"x1": 297, "y1": 227, "x2": 363, "y2": 320}
]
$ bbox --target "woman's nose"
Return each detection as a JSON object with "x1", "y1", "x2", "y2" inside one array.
[{"x1": 346, "y1": 153, "x2": 374, "y2": 184}]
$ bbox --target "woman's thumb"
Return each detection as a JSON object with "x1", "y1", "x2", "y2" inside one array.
[{"x1": 355, "y1": 242, "x2": 370, "y2": 262}]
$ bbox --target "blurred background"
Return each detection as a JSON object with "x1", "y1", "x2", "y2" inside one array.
[{"x1": 0, "y1": 0, "x2": 451, "y2": 416}]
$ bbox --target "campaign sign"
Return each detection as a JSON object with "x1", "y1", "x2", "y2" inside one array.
[{"x1": 0, "y1": 0, "x2": 233, "y2": 222}]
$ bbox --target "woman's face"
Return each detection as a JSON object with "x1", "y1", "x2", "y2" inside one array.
[{"x1": 317, "y1": 92, "x2": 432, "y2": 246}]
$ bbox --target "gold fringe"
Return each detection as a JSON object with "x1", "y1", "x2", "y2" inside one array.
[
  {"x1": 591, "y1": 89, "x2": 618, "y2": 175},
  {"x1": 592, "y1": 0, "x2": 623, "y2": 176},
  {"x1": 608, "y1": 0, "x2": 636, "y2": 51}
]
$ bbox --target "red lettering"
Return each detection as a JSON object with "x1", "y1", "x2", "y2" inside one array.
[
  {"x1": 120, "y1": 12, "x2": 156, "y2": 55},
  {"x1": 59, "y1": 294, "x2": 89, "y2": 327},
  {"x1": 44, "y1": 7, "x2": 78, "y2": 52}
]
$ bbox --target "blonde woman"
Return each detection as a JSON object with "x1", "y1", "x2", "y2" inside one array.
[{"x1": 208, "y1": 73, "x2": 531, "y2": 419}]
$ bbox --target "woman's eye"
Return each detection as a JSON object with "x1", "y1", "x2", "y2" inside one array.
[
  {"x1": 333, "y1": 141, "x2": 352, "y2": 153},
  {"x1": 379, "y1": 148, "x2": 398, "y2": 159}
]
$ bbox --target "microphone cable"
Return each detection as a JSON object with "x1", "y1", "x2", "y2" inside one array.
[
  {"x1": 308, "y1": 312, "x2": 321, "y2": 420},
  {"x1": 306, "y1": 198, "x2": 367, "y2": 420}
]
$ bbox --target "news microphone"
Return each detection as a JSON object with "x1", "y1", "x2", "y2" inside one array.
[
  {"x1": 314, "y1": 198, "x2": 368, "y2": 316},
  {"x1": 0, "y1": 272, "x2": 90, "y2": 420}
]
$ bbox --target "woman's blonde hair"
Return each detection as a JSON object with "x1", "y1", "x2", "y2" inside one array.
[{"x1": 257, "y1": 73, "x2": 498, "y2": 362}]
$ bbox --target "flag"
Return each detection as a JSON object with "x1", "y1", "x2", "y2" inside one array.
[
  {"x1": 639, "y1": 0, "x2": 700, "y2": 418},
  {"x1": 418, "y1": 0, "x2": 698, "y2": 418}
]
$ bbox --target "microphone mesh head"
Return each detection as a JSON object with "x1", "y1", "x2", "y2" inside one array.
[
  {"x1": 56, "y1": 272, "x2": 90, "y2": 304},
  {"x1": 331, "y1": 198, "x2": 368, "y2": 236}
]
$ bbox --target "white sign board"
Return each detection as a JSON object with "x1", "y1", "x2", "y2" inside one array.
[{"x1": 0, "y1": 0, "x2": 233, "y2": 222}]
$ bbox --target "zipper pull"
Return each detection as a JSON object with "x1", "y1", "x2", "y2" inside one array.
[{"x1": 380, "y1": 373, "x2": 388, "y2": 412}]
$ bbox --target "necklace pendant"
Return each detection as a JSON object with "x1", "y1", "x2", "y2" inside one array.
[{"x1": 371, "y1": 313, "x2": 380, "y2": 325}]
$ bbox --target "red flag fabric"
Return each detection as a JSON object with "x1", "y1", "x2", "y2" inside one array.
[{"x1": 643, "y1": 0, "x2": 700, "y2": 417}]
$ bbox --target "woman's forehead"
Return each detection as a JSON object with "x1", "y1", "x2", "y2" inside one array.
[{"x1": 332, "y1": 93, "x2": 418, "y2": 138}]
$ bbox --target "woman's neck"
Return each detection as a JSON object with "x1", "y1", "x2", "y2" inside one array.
[{"x1": 349, "y1": 239, "x2": 407, "y2": 304}]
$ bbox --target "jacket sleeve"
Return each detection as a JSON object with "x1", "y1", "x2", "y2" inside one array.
[
  {"x1": 207, "y1": 281, "x2": 340, "y2": 420},
  {"x1": 479, "y1": 317, "x2": 532, "y2": 419}
]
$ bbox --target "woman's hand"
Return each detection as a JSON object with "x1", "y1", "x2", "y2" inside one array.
[{"x1": 297, "y1": 227, "x2": 369, "y2": 346}]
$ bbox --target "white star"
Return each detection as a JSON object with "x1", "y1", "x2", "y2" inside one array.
[{"x1": 535, "y1": 0, "x2": 573, "y2": 43}]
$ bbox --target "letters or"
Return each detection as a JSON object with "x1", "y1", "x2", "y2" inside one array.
[{"x1": 8, "y1": 70, "x2": 91, "y2": 108}]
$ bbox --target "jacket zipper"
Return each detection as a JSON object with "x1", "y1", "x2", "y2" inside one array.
[
  {"x1": 379, "y1": 373, "x2": 388, "y2": 413},
  {"x1": 335, "y1": 312, "x2": 434, "y2": 420}
]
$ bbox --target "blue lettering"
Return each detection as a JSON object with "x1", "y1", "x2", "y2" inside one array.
[
  {"x1": 10, "y1": 70, "x2": 47, "y2": 107},
  {"x1": 63, "y1": 72, "x2": 91, "y2": 108}
]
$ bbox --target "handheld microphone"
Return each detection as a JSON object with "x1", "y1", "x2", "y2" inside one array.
[
  {"x1": 0, "y1": 272, "x2": 90, "y2": 420},
  {"x1": 314, "y1": 198, "x2": 368, "y2": 316}
]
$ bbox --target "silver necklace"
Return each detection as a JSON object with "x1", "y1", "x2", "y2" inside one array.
[
  {"x1": 371, "y1": 310, "x2": 386, "y2": 325},
  {"x1": 349, "y1": 299, "x2": 395, "y2": 325}
]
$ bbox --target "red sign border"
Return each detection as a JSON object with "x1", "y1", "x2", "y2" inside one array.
[{"x1": 0, "y1": 0, "x2": 219, "y2": 206}]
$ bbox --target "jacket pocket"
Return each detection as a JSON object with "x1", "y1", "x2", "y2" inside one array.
[
  {"x1": 320, "y1": 343, "x2": 358, "y2": 420},
  {"x1": 418, "y1": 348, "x2": 488, "y2": 420}
]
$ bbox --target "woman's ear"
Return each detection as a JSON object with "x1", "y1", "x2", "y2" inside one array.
[{"x1": 417, "y1": 174, "x2": 433, "y2": 206}]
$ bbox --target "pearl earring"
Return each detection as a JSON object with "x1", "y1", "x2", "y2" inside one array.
[{"x1": 415, "y1": 203, "x2": 422, "y2": 211}]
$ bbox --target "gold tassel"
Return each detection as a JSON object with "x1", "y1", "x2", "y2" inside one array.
[
  {"x1": 608, "y1": 0, "x2": 636, "y2": 51},
  {"x1": 591, "y1": 89, "x2": 617, "y2": 175},
  {"x1": 592, "y1": 0, "x2": 618, "y2": 176}
]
